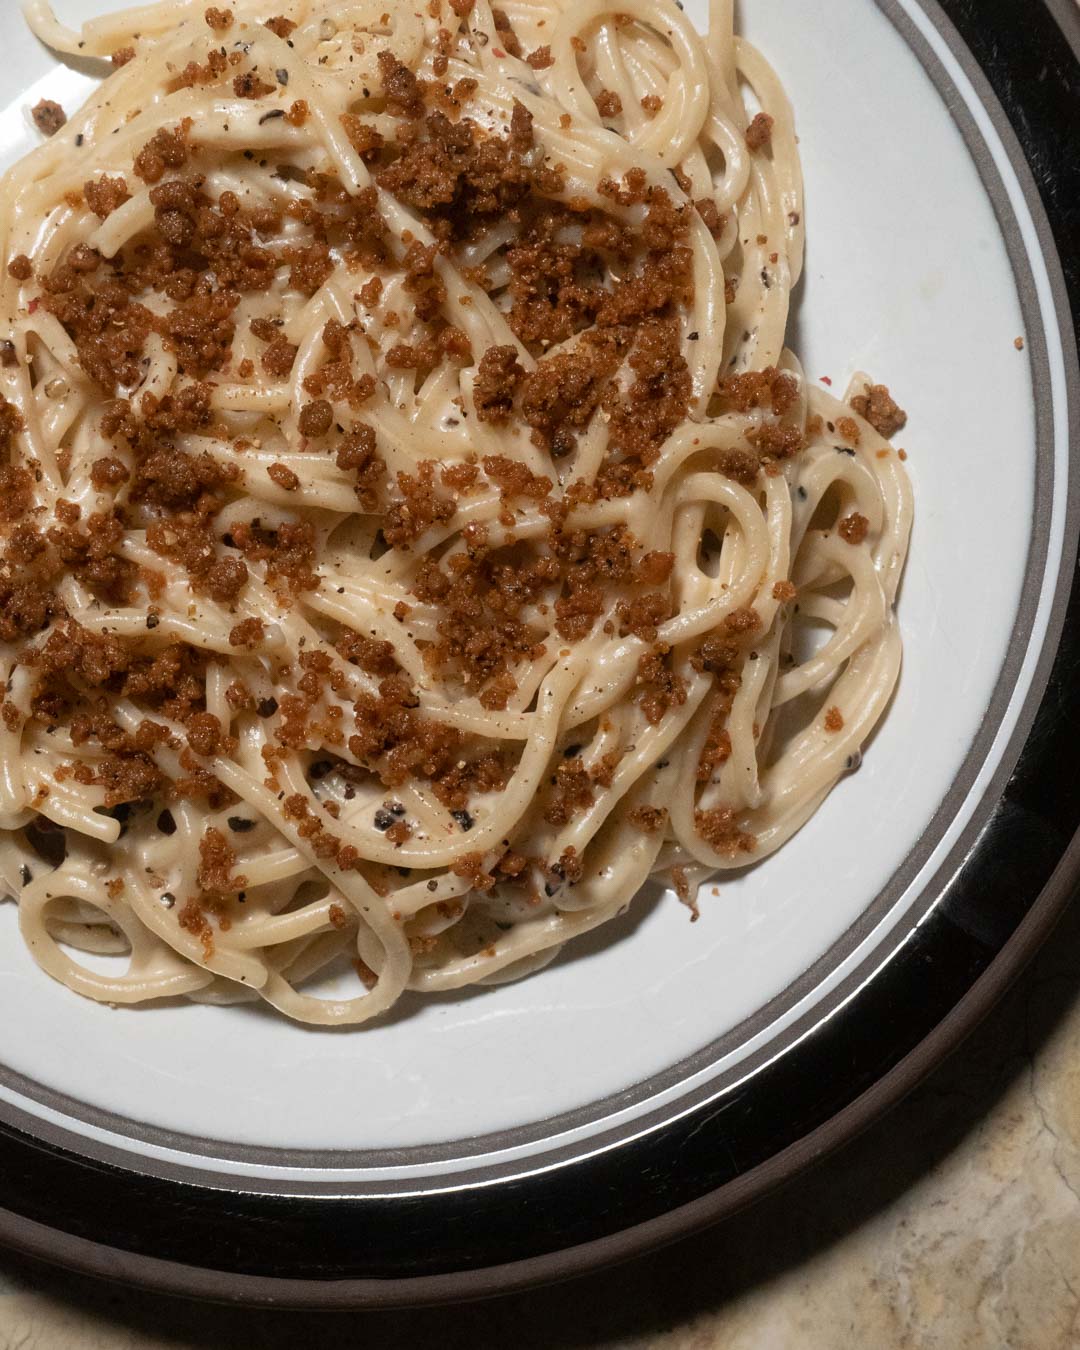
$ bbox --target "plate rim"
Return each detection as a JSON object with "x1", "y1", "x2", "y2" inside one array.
[
  {"x1": 0, "y1": 0, "x2": 1065, "y2": 1179},
  {"x1": 0, "y1": 0, "x2": 1076, "y2": 1307}
]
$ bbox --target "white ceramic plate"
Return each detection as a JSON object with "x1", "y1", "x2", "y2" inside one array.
[{"x1": 0, "y1": 0, "x2": 1075, "y2": 1306}]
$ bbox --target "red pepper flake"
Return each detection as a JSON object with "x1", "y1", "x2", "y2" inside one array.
[{"x1": 819, "y1": 375, "x2": 832, "y2": 386}]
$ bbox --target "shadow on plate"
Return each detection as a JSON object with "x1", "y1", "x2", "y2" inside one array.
[{"x1": 220, "y1": 875, "x2": 668, "y2": 1033}]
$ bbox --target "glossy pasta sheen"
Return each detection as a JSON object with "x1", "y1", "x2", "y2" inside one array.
[{"x1": 0, "y1": 0, "x2": 912, "y2": 1023}]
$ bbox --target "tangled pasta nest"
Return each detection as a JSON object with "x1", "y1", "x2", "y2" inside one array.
[{"x1": 0, "y1": 0, "x2": 911, "y2": 1023}]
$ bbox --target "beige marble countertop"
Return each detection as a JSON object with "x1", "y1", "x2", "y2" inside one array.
[{"x1": 2, "y1": 888, "x2": 1080, "y2": 1349}]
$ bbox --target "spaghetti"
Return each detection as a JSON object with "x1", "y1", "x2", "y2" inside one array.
[{"x1": 0, "y1": 0, "x2": 912, "y2": 1023}]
